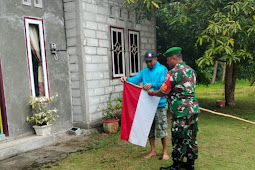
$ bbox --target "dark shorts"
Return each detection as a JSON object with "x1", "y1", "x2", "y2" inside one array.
[{"x1": 149, "y1": 106, "x2": 168, "y2": 138}]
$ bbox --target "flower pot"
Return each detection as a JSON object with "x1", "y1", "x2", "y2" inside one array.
[
  {"x1": 33, "y1": 124, "x2": 52, "y2": 136},
  {"x1": 102, "y1": 119, "x2": 119, "y2": 134},
  {"x1": 216, "y1": 100, "x2": 226, "y2": 108}
]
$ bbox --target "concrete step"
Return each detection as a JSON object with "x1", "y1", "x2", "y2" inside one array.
[{"x1": 0, "y1": 134, "x2": 55, "y2": 161}]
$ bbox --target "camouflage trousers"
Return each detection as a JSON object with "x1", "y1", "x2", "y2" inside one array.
[{"x1": 171, "y1": 114, "x2": 198, "y2": 162}]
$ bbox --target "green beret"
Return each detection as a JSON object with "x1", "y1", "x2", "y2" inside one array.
[{"x1": 164, "y1": 47, "x2": 182, "y2": 57}]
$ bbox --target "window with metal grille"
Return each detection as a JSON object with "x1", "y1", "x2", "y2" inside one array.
[
  {"x1": 110, "y1": 27, "x2": 125, "y2": 78},
  {"x1": 129, "y1": 30, "x2": 140, "y2": 76}
]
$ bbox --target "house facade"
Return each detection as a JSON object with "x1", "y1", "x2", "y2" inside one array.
[
  {"x1": 63, "y1": 0, "x2": 157, "y2": 129},
  {"x1": 0, "y1": 0, "x2": 72, "y2": 137},
  {"x1": 0, "y1": 0, "x2": 156, "y2": 138}
]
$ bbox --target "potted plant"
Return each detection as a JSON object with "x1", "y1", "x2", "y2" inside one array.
[
  {"x1": 102, "y1": 93, "x2": 122, "y2": 134},
  {"x1": 216, "y1": 100, "x2": 226, "y2": 107},
  {"x1": 26, "y1": 95, "x2": 58, "y2": 136}
]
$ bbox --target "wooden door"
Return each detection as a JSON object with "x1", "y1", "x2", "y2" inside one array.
[{"x1": 0, "y1": 57, "x2": 8, "y2": 137}]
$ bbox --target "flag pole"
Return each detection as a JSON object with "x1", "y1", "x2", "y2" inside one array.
[{"x1": 200, "y1": 107, "x2": 255, "y2": 125}]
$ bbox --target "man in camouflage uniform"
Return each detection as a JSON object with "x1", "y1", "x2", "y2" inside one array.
[{"x1": 148, "y1": 47, "x2": 199, "y2": 170}]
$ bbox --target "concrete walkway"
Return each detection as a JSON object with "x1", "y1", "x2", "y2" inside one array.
[
  {"x1": 0, "y1": 134, "x2": 55, "y2": 161},
  {"x1": 0, "y1": 129, "x2": 99, "y2": 170}
]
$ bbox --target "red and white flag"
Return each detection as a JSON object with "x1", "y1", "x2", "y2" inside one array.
[{"x1": 121, "y1": 82, "x2": 160, "y2": 147}]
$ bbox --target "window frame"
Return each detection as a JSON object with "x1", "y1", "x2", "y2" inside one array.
[
  {"x1": 22, "y1": 0, "x2": 31, "y2": 6},
  {"x1": 24, "y1": 17, "x2": 50, "y2": 98},
  {"x1": 119, "y1": 8, "x2": 124, "y2": 20},
  {"x1": 127, "y1": 10, "x2": 131, "y2": 22},
  {"x1": 109, "y1": 5, "x2": 114, "y2": 18},
  {"x1": 128, "y1": 30, "x2": 140, "y2": 76},
  {"x1": 110, "y1": 26, "x2": 125, "y2": 78},
  {"x1": 34, "y1": 0, "x2": 43, "y2": 8}
]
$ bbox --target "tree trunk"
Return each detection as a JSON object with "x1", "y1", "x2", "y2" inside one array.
[
  {"x1": 225, "y1": 62, "x2": 238, "y2": 106},
  {"x1": 222, "y1": 62, "x2": 226, "y2": 82},
  {"x1": 211, "y1": 60, "x2": 218, "y2": 84},
  {"x1": 250, "y1": 78, "x2": 255, "y2": 86}
]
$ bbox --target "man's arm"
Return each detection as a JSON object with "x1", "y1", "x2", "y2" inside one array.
[
  {"x1": 126, "y1": 70, "x2": 143, "y2": 84},
  {"x1": 120, "y1": 76, "x2": 127, "y2": 82},
  {"x1": 120, "y1": 70, "x2": 143, "y2": 84},
  {"x1": 143, "y1": 83, "x2": 152, "y2": 90},
  {"x1": 151, "y1": 66, "x2": 168, "y2": 89},
  {"x1": 148, "y1": 89, "x2": 165, "y2": 97},
  {"x1": 149, "y1": 71, "x2": 172, "y2": 97}
]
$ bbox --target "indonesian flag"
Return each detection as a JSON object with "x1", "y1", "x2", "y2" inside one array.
[{"x1": 121, "y1": 82, "x2": 160, "y2": 147}]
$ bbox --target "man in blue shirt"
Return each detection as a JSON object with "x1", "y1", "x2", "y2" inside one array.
[{"x1": 121, "y1": 50, "x2": 169, "y2": 160}]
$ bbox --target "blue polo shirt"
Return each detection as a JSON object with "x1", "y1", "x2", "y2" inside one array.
[{"x1": 126, "y1": 61, "x2": 168, "y2": 108}]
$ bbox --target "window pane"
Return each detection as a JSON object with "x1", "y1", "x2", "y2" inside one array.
[
  {"x1": 114, "y1": 52, "x2": 118, "y2": 74},
  {"x1": 29, "y1": 24, "x2": 45, "y2": 97},
  {"x1": 119, "y1": 52, "x2": 123, "y2": 74},
  {"x1": 110, "y1": 6, "x2": 113, "y2": 16},
  {"x1": 111, "y1": 28, "x2": 125, "y2": 77},
  {"x1": 131, "y1": 53, "x2": 135, "y2": 73},
  {"x1": 135, "y1": 53, "x2": 139, "y2": 72},
  {"x1": 34, "y1": 0, "x2": 43, "y2": 8},
  {"x1": 32, "y1": 52, "x2": 39, "y2": 96},
  {"x1": 129, "y1": 31, "x2": 140, "y2": 75},
  {"x1": 113, "y1": 31, "x2": 116, "y2": 43},
  {"x1": 120, "y1": 9, "x2": 122, "y2": 18},
  {"x1": 24, "y1": 17, "x2": 49, "y2": 97},
  {"x1": 134, "y1": 35, "x2": 137, "y2": 46},
  {"x1": 118, "y1": 32, "x2": 121, "y2": 43},
  {"x1": 22, "y1": 0, "x2": 31, "y2": 6}
]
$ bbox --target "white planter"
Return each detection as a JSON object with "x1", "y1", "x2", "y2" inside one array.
[{"x1": 33, "y1": 124, "x2": 52, "y2": 136}]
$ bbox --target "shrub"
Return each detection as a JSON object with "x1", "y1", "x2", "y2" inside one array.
[{"x1": 26, "y1": 96, "x2": 58, "y2": 126}]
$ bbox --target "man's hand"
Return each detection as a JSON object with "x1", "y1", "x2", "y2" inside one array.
[
  {"x1": 120, "y1": 76, "x2": 127, "y2": 82},
  {"x1": 148, "y1": 90, "x2": 165, "y2": 97},
  {"x1": 143, "y1": 83, "x2": 152, "y2": 91},
  {"x1": 148, "y1": 90, "x2": 155, "y2": 96}
]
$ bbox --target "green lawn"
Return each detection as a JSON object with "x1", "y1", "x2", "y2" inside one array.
[{"x1": 44, "y1": 80, "x2": 255, "y2": 170}]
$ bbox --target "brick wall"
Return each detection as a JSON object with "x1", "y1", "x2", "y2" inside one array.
[
  {"x1": 64, "y1": 0, "x2": 156, "y2": 128},
  {"x1": 63, "y1": 0, "x2": 84, "y2": 123}
]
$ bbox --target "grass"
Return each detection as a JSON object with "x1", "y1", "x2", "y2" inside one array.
[{"x1": 43, "y1": 80, "x2": 255, "y2": 170}]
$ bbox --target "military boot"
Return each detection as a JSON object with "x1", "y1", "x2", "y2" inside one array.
[
  {"x1": 182, "y1": 159, "x2": 195, "y2": 170},
  {"x1": 159, "y1": 161, "x2": 183, "y2": 170}
]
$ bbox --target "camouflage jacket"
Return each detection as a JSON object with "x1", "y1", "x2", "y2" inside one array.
[{"x1": 160, "y1": 62, "x2": 199, "y2": 118}]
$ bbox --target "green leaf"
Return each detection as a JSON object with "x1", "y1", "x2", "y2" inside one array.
[
  {"x1": 151, "y1": 1, "x2": 159, "y2": 9},
  {"x1": 229, "y1": 38, "x2": 234, "y2": 46}
]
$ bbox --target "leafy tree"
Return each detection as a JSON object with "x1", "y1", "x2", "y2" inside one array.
[
  {"x1": 125, "y1": 0, "x2": 255, "y2": 106},
  {"x1": 155, "y1": 1, "x2": 211, "y2": 85},
  {"x1": 196, "y1": 1, "x2": 255, "y2": 106},
  {"x1": 238, "y1": 63, "x2": 255, "y2": 86}
]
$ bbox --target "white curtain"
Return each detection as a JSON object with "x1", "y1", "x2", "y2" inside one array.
[{"x1": 29, "y1": 25, "x2": 44, "y2": 96}]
